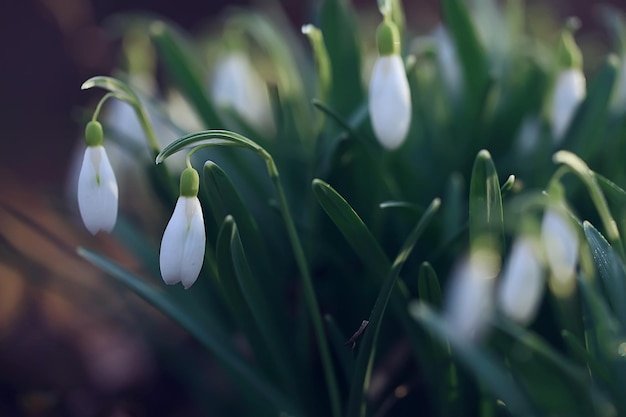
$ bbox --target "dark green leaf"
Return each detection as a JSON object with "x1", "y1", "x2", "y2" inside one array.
[
  {"x1": 150, "y1": 21, "x2": 221, "y2": 128},
  {"x1": 346, "y1": 198, "x2": 440, "y2": 417},
  {"x1": 410, "y1": 303, "x2": 534, "y2": 416},
  {"x1": 418, "y1": 262, "x2": 443, "y2": 308},
  {"x1": 77, "y1": 247, "x2": 297, "y2": 415},
  {"x1": 469, "y1": 150, "x2": 504, "y2": 254}
]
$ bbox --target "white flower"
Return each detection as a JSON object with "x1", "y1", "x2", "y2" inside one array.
[
  {"x1": 159, "y1": 196, "x2": 206, "y2": 288},
  {"x1": 368, "y1": 55, "x2": 412, "y2": 150},
  {"x1": 497, "y1": 238, "x2": 545, "y2": 324},
  {"x1": 432, "y1": 25, "x2": 463, "y2": 99},
  {"x1": 551, "y1": 68, "x2": 586, "y2": 143},
  {"x1": 444, "y1": 249, "x2": 499, "y2": 341},
  {"x1": 610, "y1": 56, "x2": 626, "y2": 114},
  {"x1": 77, "y1": 145, "x2": 118, "y2": 234},
  {"x1": 210, "y1": 52, "x2": 274, "y2": 133},
  {"x1": 541, "y1": 208, "x2": 578, "y2": 283}
]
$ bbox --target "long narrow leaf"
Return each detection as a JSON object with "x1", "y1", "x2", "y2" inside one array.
[
  {"x1": 346, "y1": 198, "x2": 440, "y2": 417},
  {"x1": 77, "y1": 247, "x2": 298, "y2": 415}
]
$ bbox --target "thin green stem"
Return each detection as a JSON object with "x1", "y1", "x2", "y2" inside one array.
[
  {"x1": 264, "y1": 156, "x2": 341, "y2": 417},
  {"x1": 92, "y1": 92, "x2": 116, "y2": 122}
]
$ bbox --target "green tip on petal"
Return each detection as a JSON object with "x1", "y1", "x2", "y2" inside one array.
[
  {"x1": 180, "y1": 167, "x2": 200, "y2": 197},
  {"x1": 557, "y1": 20, "x2": 582, "y2": 69},
  {"x1": 376, "y1": 19, "x2": 400, "y2": 56},
  {"x1": 85, "y1": 121, "x2": 104, "y2": 147}
]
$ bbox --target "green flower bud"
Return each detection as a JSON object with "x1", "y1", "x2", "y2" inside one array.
[
  {"x1": 376, "y1": 19, "x2": 400, "y2": 56},
  {"x1": 557, "y1": 22, "x2": 582, "y2": 69},
  {"x1": 85, "y1": 121, "x2": 104, "y2": 147},
  {"x1": 180, "y1": 167, "x2": 200, "y2": 197}
]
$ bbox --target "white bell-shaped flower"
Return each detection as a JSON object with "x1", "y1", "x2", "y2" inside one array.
[
  {"x1": 210, "y1": 52, "x2": 274, "y2": 134},
  {"x1": 159, "y1": 167, "x2": 205, "y2": 289},
  {"x1": 497, "y1": 238, "x2": 545, "y2": 324},
  {"x1": 541, "y1": 208, "x2": 578, "y2": 283},
  {"x1": 77, "y1": 121, "x2": 118, "y2": 234},
  {"x1": 444, "y1": 249, "x2": 499, "y2": 341},
  {"x1": 551, "y1": 24, "x2": 586, "y2": 143},
  {"x1": 368, "y1": 18, "x2": 411, "y2": 150},
  {"x1": 551, "y1": 68, "x2": 586, "y2": 142}
]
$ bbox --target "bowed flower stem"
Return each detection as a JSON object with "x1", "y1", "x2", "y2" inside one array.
[{"x1": 159, "y1": 164, "x2": 206, "y2": 289}]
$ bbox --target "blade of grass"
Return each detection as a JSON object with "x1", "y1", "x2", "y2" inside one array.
[{"x1": 346, "y1": 198, "x2": 440, "y2": 417}]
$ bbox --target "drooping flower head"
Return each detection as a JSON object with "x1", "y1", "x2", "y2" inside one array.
[
  {"x1": 550, "y1": 20, "x2": 586, "y2": 143},
  {"x1": 497, "y1": 237, "x2": 545, "y2": 324},
  {"x1": 77, "y1": 121, "x2": 119, "y2": 234},
  {"x1": 159, "y1": 167, "x2": 206, "y2": 289},
  {"x1": 541, "y1": 207, "x2": 579, "y2": 285},
  {"x1": 368, "y1": 15, "x2": 412, "y2": 150}
]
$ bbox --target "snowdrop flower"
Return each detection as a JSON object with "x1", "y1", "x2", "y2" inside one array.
[
  {"x1": 610, "y1": 55, "x2": 626, "y2": 114},
  {"x1": 541, "y1": 208, "x2": 578, "y2": 284},
  {"x1": 368, "y1": 16, "x2": 411, "y2": 150},
  {"x1": 77, "y1": 121, "x2": 118, "y2": 234},
  {"x1": 210, "y1": 51, "x2": 274, "y2": 134},
  {"x1": 497, "y1": 237, "x2": 545, "y2": 324},
  {"x1": 444, "y1": 249, "x2": 500, "y2": 342},
  {"x1": 550, "y1": 24, "x2": 586, "y2": 143},
  {"x1": 160, "y1": 167, "x2": 205, "y2": 289},
  {"x1": 432, "y1": 25, "x2": 463, "y2": 99}
]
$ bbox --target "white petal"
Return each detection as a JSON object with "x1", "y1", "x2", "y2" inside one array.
[
  {"x1": 541, "y1": 209, "x2": 578, "y2": 283},
  {"x1": 77, "y1": 146, "x2": 118, "y2": 234},
  {"x1": 497, "y1": 238, "x2": 545, "y2": 324},
  {"x1": 159, "y1": 197, "x2": 206, "y2": 288},
  {"x1": 551, "y1": 69, "x2": 586, "y2": 143},
  {"x1": 368, "y1": 55, "x2": 412, "y2": 150},
  {"x1": 444, "y1": 250, "x2": 498, "y2": 342}
]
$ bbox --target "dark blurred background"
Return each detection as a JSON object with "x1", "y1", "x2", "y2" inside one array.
[{"x1": 0, "y1": 0, "x2": 623, "y2": 416}]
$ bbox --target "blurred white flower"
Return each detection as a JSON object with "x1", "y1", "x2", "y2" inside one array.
[
  {"x1": 77, "y1": 146, "x2": 118, "y2": 234},
  {"x1": 432, "y1": 25, "x2": 463, "y2": 99},
  {"x1": 210, "y1": 52, "x2": 274, "y2": 133},
  {"x1": 160, "y1": 196, "x2": 206, "y2": 289},
  {"x1": 497, "y1": 238, "x2": 545, "y2": 324},
  {"x1": 444, "y1": 249, "x2": 499, "y2": 341},
  {"x1": 611, "y1": 56, "x2": 626, "y2": 114},
  {"x1": 541, "y1": 208, "x2": 578, "y2": 283},
  {"x1": 369, "y1": 55, "x2": 412, "y2": 150},
  {"x1": 551, "y1": 68, "x2": 586, "y2": 143}
]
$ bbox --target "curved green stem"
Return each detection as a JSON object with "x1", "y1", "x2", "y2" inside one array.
[
  {"x1": 92, "y1": 92, "x2": 116, "y2": 122},
  {"x1": 263, "y1": 155, "x2": 341, "y2": 417}
]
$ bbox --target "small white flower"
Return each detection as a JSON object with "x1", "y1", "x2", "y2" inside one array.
[
  {"x1": 610, "y1": 56, "x2": 626, "y2": 114},
  {"x1": 497, "y1": 238, "x2": 545, "y2": 324},
  {"x1": 551, "y1": 68, "x2": 586, "y2": 143},
  {"x1": 541, "y1": 208, "x2": 578, "y2": 283},
  {"x1": 210, "y1": 52, "x2": 274, "y2": 133},
  {"x1": 432, "y1": 25, "x2": 463, "y2": 99},
  {"x1": 368, "y1": 55, "x2": 412, "y2": 150},
  {"x1": 160, "y1": 196, "x2": 206, "y2": 289},
  {"x1": 444, "y1": 249, "x2": 499, "y2": 341},
  {"x1": 77, "y1": 145, "x2": 118, "y2": 234}
]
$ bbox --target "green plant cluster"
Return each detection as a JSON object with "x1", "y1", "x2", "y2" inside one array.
[{"x1": 77, "y1": 0, "x2": 626, "y2": 416}]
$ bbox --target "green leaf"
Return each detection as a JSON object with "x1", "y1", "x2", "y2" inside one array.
[
  {"x1": 595, "y1": 173, "x2": 626, "y2": 252},
  {"x1": 583, "y1": 221, "x2": 626, "y2": 330},
  {"x1": 81, "y1": 75, "x2": 138, "y2": 105},
  {"x1": 156, "y1": 129, "x2": 267, "y2": 165},
  {"x1": 562, "y1": 55, "x2": 619, "y2": 158},
  {"x1": 320, "y1": 0, "x2": 364, "y2": 115},
  {"x1": 150, "y1": 21, "x2": 221, "y2": 128},
  {"x1": 492, "y1": 318, "x2": 595, "y2": 416},
  {"x1": 77, "y1": 247, "x2": 297, "y2": 415},
  {"x1": 440, "y1": 0, "x2": 489, "y2": 104},
  {"x1": 228, "y1": 217, "x2": 298, "y2": 395},
  {"x1": 469, "y1": 150, "x2": 504, "y2": 255},
  {"x1": 312, "y1": 179, "x2": 389, "y2": 279},
  {"x1": 302, "y1": 25, "x2": 332, "y2": 104},
  {"x1": 418, "y1": 262, "x2": 443, "y2": 308},
  {"x1": 410, "y1": 303, "x2": 534, "y2": 416},
  {"x1": 346, "y1": 198, "x2": 440, "y2": 417},
  {"x1": 203, "y1": 161, "x2": 278, "y2": 289},
  {"x1": 561, "y1": 330, "x2": 610, "y2": 383}
]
